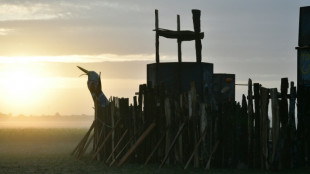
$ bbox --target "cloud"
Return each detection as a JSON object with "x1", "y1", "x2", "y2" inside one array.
[
  {"x1": 0, "y1": 2, "x2": 71, "y2": 21},
  {"x1": 0, "y1": 54, "x2": 168, "y2": 63},
  {"x1": 0, "y1": 28, "x2": 14, "y2": 35}
]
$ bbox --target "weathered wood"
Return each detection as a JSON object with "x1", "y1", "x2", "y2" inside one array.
[
  {"x1": 164, "y1": 97, "x2": 171, "y2": 164},
  {"x1": 91, "y1": 120, "x2": 120, "y2": 161},
  {"x1": 111, "y1": 99, "x2": 115, "y2": 161},
  {"x1": 71, "y1": 121, "x2": 95, "y2": 156},
  {"x1": 253, "y1": 83, "x2": 261, "y2": 168},
  {"x1": 260, "y1": 87, "x2": 269, "y2": 169},
  {"x1": 289, "y1": 82, "x2": 297, "y2": 131},
  {"x1": 270, "y1": 88, "x2": 280, "y2": 163},
  {"x1": 205, "y1": 140, "x2": 220, "y2": 169},
  {"x1": 144, "y1": 133, "x2": 165, "y2": 165},
  {"x1": 279, "y1": 78, "x2": 289, "y2": 168},
  {"x1": 155, "y1": 9, "x2": 159, "y2": 63},
  {"x1": 184, "y1": 125, "x2": 208, "y2": 169},
  {"x1": 109, "y1": 140, "x2": 131, "y2": 167},
  {"x1": 177, "y1": 15, "x2": 182, "y2": 63},
  {"x1": 192, "y1": 9, "x2": 202, "y2": 63},
  {"x1": 117, "y1": 123, "x2": 156, "y2": 167},
  {"x1": 78, "y1": 133, "x2": 94, "y2": 159},
  {"x1": 154, "y1": 29, "x2": 204, "y2": 41},
  {"x1": 106, "y1": 129, "x2": 128, "y2": 163},
  {"x1": 247, "y1": 79, "x2": 254, "y2": 167},
  {"x1": 159, "y1": 122, "x2": 185, "y2": 168}
]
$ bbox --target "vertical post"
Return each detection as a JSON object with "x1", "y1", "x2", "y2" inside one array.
[
  {"x1": 253, "y1": 83, "x2": 261, "y2": 168},
  {"x1": 192, "y1": 9, "x2": 202, "y2": 63},
  {"x1": 155, "y1": 9, "x2": 159, "y2": 63},
  {"x1": 280, "y1": 77, "x2": 289, "y2": 167},
  {"x1": 247, "y1": 79, "x2": 254, "y2": 167},
  {"x1": 177, "y1": 15, "x2": 182, "y2": 63}
]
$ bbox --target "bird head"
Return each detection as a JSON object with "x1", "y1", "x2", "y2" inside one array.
[{"x1": 77, "y1": 66, "x2": 102, "y2": 96}]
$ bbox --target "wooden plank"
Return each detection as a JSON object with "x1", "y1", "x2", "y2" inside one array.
[
  {"x1": 253, "y1": 83, "x2": 261, "y2": 168},
  {"x1": 260, "y1": 87, "x2": 269, "y2": 169},
  {"x1": 184, "y1": 125, "x2": 208, "y2": 169},
  {"x1": 155, "y1": 9, "x2": 159, "y2": 63},
  {"x1": 177, "y1": 14, "x2": 182, "y2": 62},
  {"x1": 288, "y1": 82, "x2": 297, "y2": 131},
  {"x1": 91, "y1": 120, "x2": 120, "y2": 161},
  {"x1": 78, "y1": 133, "x2": 94, "y2": 159},
  {"x1": 247, "y1": 79, "x2": 254, "y2": 167},
  {"x1": 109, "y1": 140, "x2": 131, "y2": 167},
  {"x1": 117, "y1": 123, "x2": 156, "y2": 167},
  {"x1": 270, "y1": 88, "x2": 280, "y2": 164},
  {"x1": 164, "y1": 97, "x2": 171, "y2": 164},
  {"x1": 205, "y1": 140, "x2": 220, "y2": 169},
  {"x1": 144, "y1": 133, "x2": 165, "y2": 165},
  {"x1": 279, "y1": 78, "x2": 289, "y2": 168},
  {"x1": 155, "y1": 28, "x2": 204, "y2": 41},
  {"x1": 159, "y1": 122, "x2": 185, "y2": 168},
  {"x1": 106, "y1": 129, "x2": 128, "y2": 163},
  {"x1": 192, "y1": 9, "x2": 202, "y2": 63},
  {"x1": 71, "y1": 121, "x2": 95, "y2": 156}
]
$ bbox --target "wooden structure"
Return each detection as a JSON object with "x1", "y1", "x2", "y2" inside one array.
[
  {"x1": 72, "y1": 8, "x2": 309, "y2": 170},
  {"x1": 296, "y1": 6, "x2": 310, "y2": 168}
]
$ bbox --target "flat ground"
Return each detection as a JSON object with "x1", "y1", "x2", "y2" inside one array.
[{"x1": 0, "y1": 128, "x2": 309, "y2": 174}]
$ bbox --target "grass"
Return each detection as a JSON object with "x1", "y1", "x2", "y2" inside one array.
[{"x1": 0, "y1": 128, "x2": 309, "y2": 173}]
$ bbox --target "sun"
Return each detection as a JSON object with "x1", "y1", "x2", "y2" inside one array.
[{"x1": 0, "y1": 64, "x2": 46, "y2": 107}]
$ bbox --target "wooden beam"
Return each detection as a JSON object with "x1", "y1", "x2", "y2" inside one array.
[
  {"x1": 78, "y1": 133, "x2": 94, "y2": 159},
  {"x1": 205, "y1": 140, "x2": 220, "y2": 169},
  {"x1": 144, "y1": 133, "x2": 165, "y2": 165},
  {"x1": 192, "y1": 9, "x2": 202, "y2": 63},
  {"x1": 177, "y1": 14, "x2": 182, "y2": 63},
  {"x1": 247, "y1": 79, "x2": 254, "y2": 167},
  {"x1": 109, "y1": 140, "x2": 131, "y2": 167},
  {"x1": 71, "y1": 121, "x2": 95, "y2": 156},
  {"x1": 91, "y1": 120, "x2": 120, "y2": 161},
  {"x1": 159, "y1": 122, "x2": 185, "y2": 168},
  {"x1": 117, "y1": 123, "x2": 156, "y2": 167},
  {"x1": 184, "y1": 125, "x2": 208, "y2": 169},
  {"x1": 155, "y1": 9, "x2": 159, "y2": 63},
  {"x1": 106, "y1": 129, "x2": 128, "y2": 163},
  {"x1": 155, "y1": 29, "x2": 204, "y2": 41}
]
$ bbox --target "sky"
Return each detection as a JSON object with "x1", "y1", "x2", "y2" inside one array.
[{"x1": 0, "y1": 0, "x2": 308, "y2": 116}]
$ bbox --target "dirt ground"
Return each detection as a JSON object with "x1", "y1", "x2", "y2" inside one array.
[{"x1": 0, "y1": 128, "x2": 308, "y2": 174}]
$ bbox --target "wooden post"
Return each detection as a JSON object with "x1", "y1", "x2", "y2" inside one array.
[
  {"x1": 177, "y1": 14, "x2": 182, "y2": 63},
  {"x1": 159, "y1": 122, "x2": 185, "y2": 168},
  {"x1": 91, "y1": 120, "x2": 120, "y2": 161},
  {"x1": 260, "y1": 87, "x2": 269, "y2": 169},
  {"x1": 71, "y1": 121, "x2": 95, "y2": 156},
  {"x1": 192, "y1": 9, "x2": 202, "y2": 63},
  {"x1": 270, "y1": 88, "x2": 280, "y2": 164},
  {"x1": 111, "y1": 99, "x2": 115, "y2": 161},
  {"x1": 78, "y1": 133, "x2": 94, "y2": 159},
  {"x1": 117, "y1": 123, "x2": 156, "y2": 167},
  {"x1": 164, "y1": 97, "x2": 171, "y2": 164},
  {"x1": 144, "y1": 133, "x2": 165, "y2": 165},
  {"x1": 109, "y1": 140, "x2": 131, "y2": 167},
  {"x1": 205, "y1": 141, "x2": 220, "y2": 169},
  {"x1": 279, "y1": 78, "x2": 289, "y2": 167},
  {"x1": 106, "y1": 129, "x2": 128, "y2": 163},
  {"x1": 155, "y1": 9, "x2": 159, "y2": 63},
  {"x1": 184, "y1": 125, "x2": 208, "y2": 169},
  {"x1": 253, "y1": 83, "x2": 261, "y2": 168},
  {"x1": 247, "y1": 79, "x2": 254, "y2": 167}
]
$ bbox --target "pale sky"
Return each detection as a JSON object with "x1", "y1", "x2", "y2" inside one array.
[{"x1": 0, "y1": 0, "x2": 308, "y2": 116}]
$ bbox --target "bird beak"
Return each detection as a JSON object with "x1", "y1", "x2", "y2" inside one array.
[{"x1": 77, "y1": 66, "x2": 89, "y2": 75}]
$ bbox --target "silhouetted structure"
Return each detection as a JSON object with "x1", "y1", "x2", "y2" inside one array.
[{"x1": 72, "y1": 8, "x2": 309, "y2": 170}]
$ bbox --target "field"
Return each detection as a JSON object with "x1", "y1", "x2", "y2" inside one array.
[{"x1": 0, "y1": 128, "x2": 309, "y2": 174}]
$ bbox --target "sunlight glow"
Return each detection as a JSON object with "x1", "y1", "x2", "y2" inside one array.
[{"x1": 0, "y1": 68, "x2": 46, "y2": 106}]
